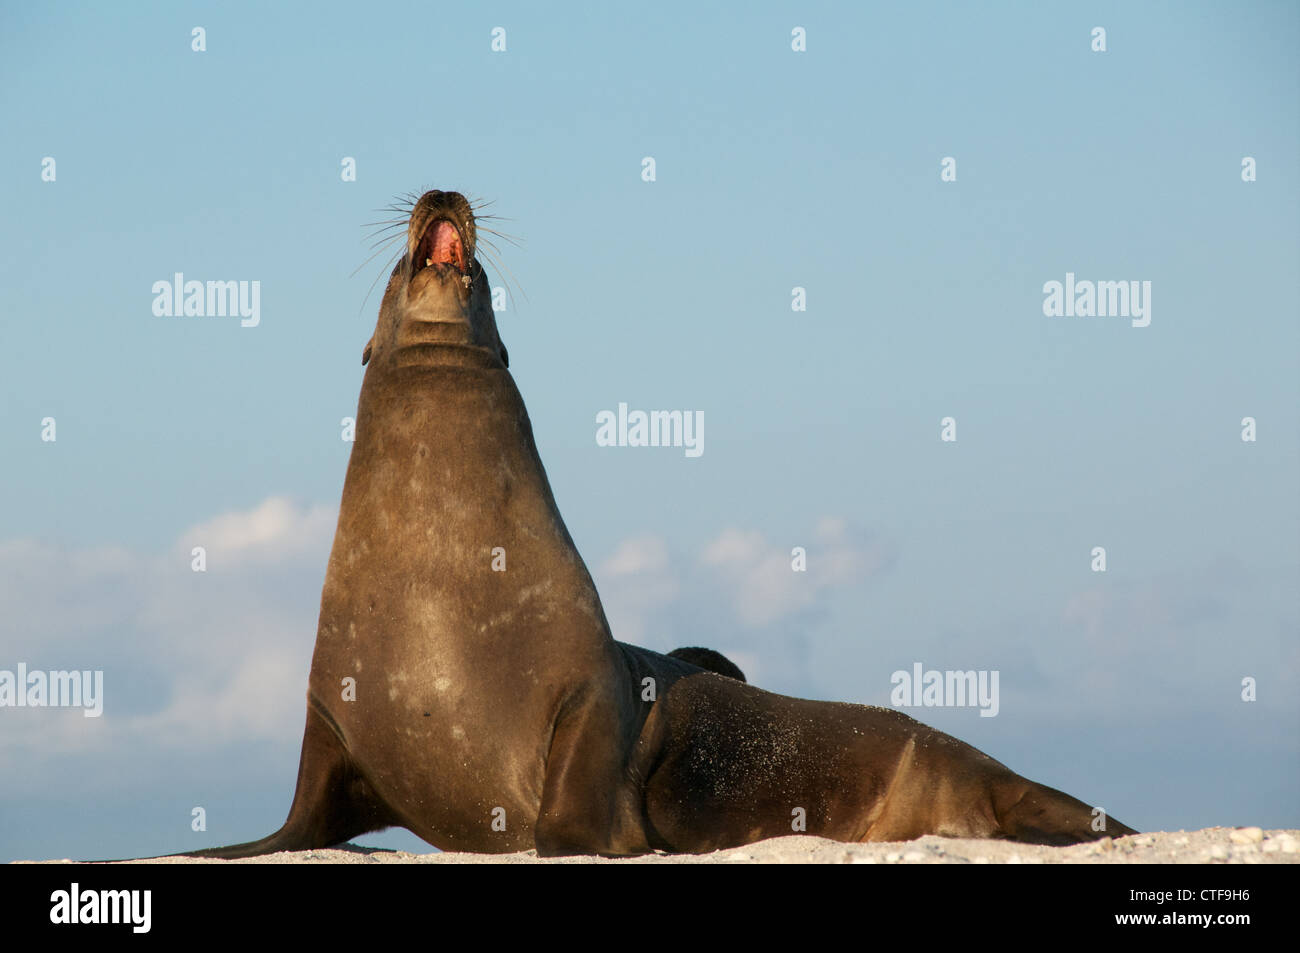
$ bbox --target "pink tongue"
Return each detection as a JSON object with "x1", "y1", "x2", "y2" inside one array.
[{"x1": 431, "y1": 221, "x2": 464, "y2": 268}]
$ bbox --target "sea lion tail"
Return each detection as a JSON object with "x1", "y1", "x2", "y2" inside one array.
[
  {"x1": 994, "y1": 778, "x2": 1138, "y2": 845},
  {"x1": 667, "y1": 647, "x2": 747, "y2": 683}
]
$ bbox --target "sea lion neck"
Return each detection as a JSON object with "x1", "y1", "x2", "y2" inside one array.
[{"x1": 350, "y1": 356, "x2": 549, "y2": 512}]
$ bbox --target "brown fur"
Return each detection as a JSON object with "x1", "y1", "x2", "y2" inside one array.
[{"x1": 186, "y1": 191, "x2": 1135, "y2": 859}]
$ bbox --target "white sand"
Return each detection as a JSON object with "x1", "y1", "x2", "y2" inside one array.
[{"x1": 26, "y1": 827, "x2": 1300, "y2": 864}]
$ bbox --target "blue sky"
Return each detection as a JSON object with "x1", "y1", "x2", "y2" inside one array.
[{"x1": 1, "y1": 1, "x2": 1297, "y2": 861}]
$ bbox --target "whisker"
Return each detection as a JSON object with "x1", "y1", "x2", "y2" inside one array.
[
  {"x1": 476, "y1": 242, "x2": 527, "y2": 312},
  {"x1": 363, "y1": 226, "x2": 409, "y2": 247},
  {"x1": 350, "y1": 239, "x2": 405, "y2": 280},
  {"x1": 477, "y1": 224, "x2": 523, "y2": 248},
  {"x1": 362, "y1": 222, "x2": 408, "y2": 238},
  {"x1": 354, "y1": 248, "x2": 404, "y2": 317},
  {"x1": 463, "y1": 197, "x2": 526, "y2": 308},
  {"x1": 364, "y1": 235, "x2": 408, "y2": 256}
]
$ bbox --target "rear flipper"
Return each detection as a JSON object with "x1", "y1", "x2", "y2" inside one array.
[
  {"x1": 994, "y1": 779, "x2": 1137, "y2": 845},
  {"x1": 667, "y1": 647, "x2": 746, "y2": 683},
  {"x1": 182, "y1": 697, "x2": 399, "y2": 859}
]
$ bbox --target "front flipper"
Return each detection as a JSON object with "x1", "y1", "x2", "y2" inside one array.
[
  {"x1": 182, "y1": 697, "x2": 399, "y2": 859},
  {"x1": 534, "y1": 682, "x2": 650, "y2": 858}
]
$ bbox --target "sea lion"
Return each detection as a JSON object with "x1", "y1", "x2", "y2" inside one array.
[{"x1": 188, "y1": 189, "x2": 1135, "y2": 858}]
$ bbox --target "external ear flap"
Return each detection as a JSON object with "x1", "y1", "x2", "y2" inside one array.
[
  {"x1": 499, "y1": 344, "x2": 509, "y2": 368},
  {"x1": 362, "y1": 336, "x2": 373, "y2": 365}
]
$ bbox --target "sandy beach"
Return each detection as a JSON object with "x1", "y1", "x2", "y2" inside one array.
[{"x1": 25, "y1": 827, "x2": 1299, "y2": 865}]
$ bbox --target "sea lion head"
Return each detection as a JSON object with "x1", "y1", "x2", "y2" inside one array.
[{"x1": 362, "y1": 189, "x2": 508, "y2": 370}]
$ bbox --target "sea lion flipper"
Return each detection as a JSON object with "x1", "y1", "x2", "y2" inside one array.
[
  {"x1": 994, "y1": 779, "x2": 1139, "y2": 845},
  {"x1": 186, "y1": 699, "x2": 395, "y2": 858},
  {"x1": 667, "y1": 646, "x2": 746, "y2": 682},
  {"x1": 534, "y1": 690, "x2": 649, "y2": 858}
]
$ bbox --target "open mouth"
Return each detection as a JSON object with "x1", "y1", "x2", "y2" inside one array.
[{"x1": 413, "y1": 218, "x2": 468, "y2": 277}]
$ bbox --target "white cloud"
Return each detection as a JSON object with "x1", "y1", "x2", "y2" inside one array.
[
  {"x1": 698, "y1": 519, "x2": 896, "y2": 626},
  {"x1": 603, "y1": 535, "x2": 672, "y2": 577},
  {"x1": 0, "y1": 498, "x2": 336, "y2": 769},
  {"x1": 595, "y1": 519, "x2": 897, "y2": 668},
  {"x1": 2, "y1": 506, "x2": 890, "y2": 772},
  {"x1": 177, "y1": 496, "x2": 338, "y2": 565},
  {"x1": 596, "y1": 535, "x2": 680, "y2": 646}
]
